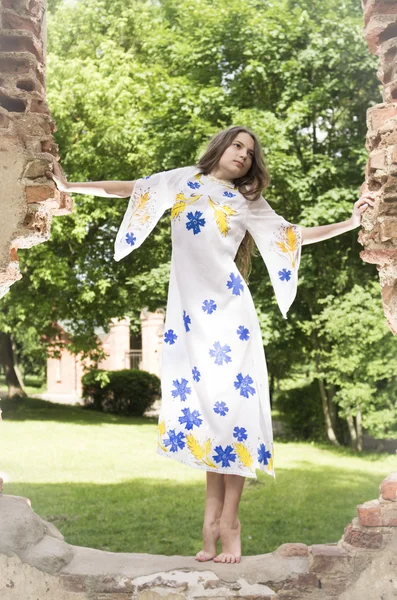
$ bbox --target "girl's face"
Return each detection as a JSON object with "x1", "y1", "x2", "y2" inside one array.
[{"x1": 218, "y1": 132, "x2": 255, "y2": 179}]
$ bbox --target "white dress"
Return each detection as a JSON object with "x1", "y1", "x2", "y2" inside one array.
[{"x1": 114, "y1": 166, "x2": 302, "y2": 478}]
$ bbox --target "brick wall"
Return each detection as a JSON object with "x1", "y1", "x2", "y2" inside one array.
[
  {"x1": 0, "y1": 0, "x2": 71, "y2": 298},
  {"x1": 360, "y1": 0, "x2": 397, "y2": 333}
]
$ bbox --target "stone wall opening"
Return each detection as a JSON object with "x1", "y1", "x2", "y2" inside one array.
[{"x1": 0, "y1": 0, "x2": 396, "y2": 598}]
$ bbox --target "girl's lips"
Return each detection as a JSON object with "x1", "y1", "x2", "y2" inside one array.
[{"x1": 234, "y1": 160, "x2": 244, "y2": 168}]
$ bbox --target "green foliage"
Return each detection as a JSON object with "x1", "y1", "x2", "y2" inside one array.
[
  {"x1": 276, "y1": 381, "x2": 326, "y2": 441},
  {"x1": 313, "y1": 282, "x2": 397, "y2": 439},
  {"x1": 1, "y1": 0, "x2": 393, "y2": 443},
  {"x1": 82, "y1": 368, "x2": 160, "y2": 416}
]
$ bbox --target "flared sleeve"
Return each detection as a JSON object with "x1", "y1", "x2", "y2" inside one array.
[
  {"x1": 245, "y1": 196, "x2": 303, "y2": 319},
  {"x1": 114, "y1": 165, "x2": 196, "y2": 261}
]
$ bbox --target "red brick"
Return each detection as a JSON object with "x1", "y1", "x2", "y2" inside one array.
[
  {"x1": 343, "y1": 522, "x2": 383, "y2": 549},
  {"x1": 360, "y1": 249, "x2": 397, "y2": 264},
  {"x1": 369, "y1": 104, "x2": 397, "y2": 132},
  {"x1": 23, "y1": 158, "x2": 52, "y2": 179},
  {"x1": 363, "y1": 0, "x2": 397, "y2": 27},
  {"x1": 25, "y1": 185, "x2": 58, "y2": 203},
  {"x1": 3, "y1": 10, "x2": 42, "y2": 37},
  {"x1": 30, "y1": 98, "x2": 50, "y2": 114},
  {"x1": 380, "y1": 472, "x2": 397, "y2": 501},
  {"x1": 390, "y1": 145, "x2": 397, "y2": 164},
  {"x1": 357, "y1": 500, "x2": 382, "y2": 527},
  {"x1": 41, "y1": 140, "x2": 60, "y2": 159},
  {"x1": 379, "y1": 219, "x2": 397, "y2": 241},
  {"x1": 364, "y1": 15, "x2": 397, "y2": 54},
  {"x1": 10, "y1": 248, "x2": 18, "y2": 262},
  {"x1": 309, "y1": 544, "x2": 350, "y2": 573},
  {"x1": 384, "y1": 79, "x2": 397, "y2": 103},
  {"x1": 369, "y1": 148, "x2": 387, "y2": 169},
  {"x1": 0, "y1": 56, "x2": 31, "y2": 75},
  {"x1": 28, "y1": 0, "x2": 46, "y2": 19}
]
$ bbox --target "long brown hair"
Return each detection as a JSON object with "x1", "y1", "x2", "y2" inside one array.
[{"x1": 197, "y1": 126, "x2": 270, "y2": 283}]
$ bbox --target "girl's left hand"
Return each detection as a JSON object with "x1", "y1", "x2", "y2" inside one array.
[{"x1": 351, "y1": 192, "x2": 376, "y2": 228}]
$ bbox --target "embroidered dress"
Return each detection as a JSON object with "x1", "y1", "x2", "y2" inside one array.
[{"x1": 114, "y1": 166, "x2": 303, "y2": 478}]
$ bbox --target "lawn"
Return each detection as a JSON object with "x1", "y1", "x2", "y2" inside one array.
[{"x1": 0, "y1": 396, "x2": 395, "y2": 556}]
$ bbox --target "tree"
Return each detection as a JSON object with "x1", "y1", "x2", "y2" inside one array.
[{"x1": 2, "y1": 0, "x2": 391, "y2": 447}]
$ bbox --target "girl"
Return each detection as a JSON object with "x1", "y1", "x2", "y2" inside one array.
[{"x1": 47, "y1": 126, "x2": 374, "y2": 564}]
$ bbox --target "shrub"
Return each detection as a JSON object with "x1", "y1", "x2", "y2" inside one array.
[{"x1": 82, "y1": 368, "x2": 161, "y2": 416}]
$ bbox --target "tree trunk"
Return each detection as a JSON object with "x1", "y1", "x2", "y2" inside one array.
[
  {"x1": 0, "y1": 332, "x2": 26, "y2": 397},
  {"x1": 318, "y1": 378, "x2": 340, "y2": 446},
  {"x1": 356, "y1": 405, "x2": 363, "y2": 452},
  {"x1": 269, "y1": 372, "x2": 274, "y2": 409},
  {"x1": 312, "y1": 333, "x2": 339, "y2": 446},
  {"x1": 327, "y1": 383, "x2": 337, "y2": 431},
  {"x1": 346, "y1": 413, "x2": 358, "y2": 450}
]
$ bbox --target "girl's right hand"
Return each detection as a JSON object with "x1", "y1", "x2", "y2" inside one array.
[{"x1": 45, "y1": 161, "x2": 69, "y2": 192}]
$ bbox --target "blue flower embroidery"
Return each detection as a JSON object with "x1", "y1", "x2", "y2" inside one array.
[
  {"x1": 209, "y1": 341, "x2": 232, "y2": 366},
  {"x1": 226, "y1": 273, "x2": 244, "y2": 296},
  {"x1": 202, "y1": 299, "x2": 217, "y2": 314},
  {"x1": 213, "y1": 445, "x2": 237, "y2": 468},
  {"x1": 223, "y1": 191, "x2": 236, "y2": 198},
  {"x1": 237, "y1": 325, "x2": 250, "y2": 341},
  {"x1": 144, "y1": 175, "x2": 151, "y2": 180},
  {"x1": 187, "y1": 181, "x2": 201, "y2": 190},
  {"x1": 278, "y1": 268, "x2": 292, "y2": 282},
  {"x1": 186, "y1": 211, "x2": 206, "y2": 235},
  {"x1": 213, "y1": 401, "x2": 229, "y2": 416},
  {"x1": 178, "y1": 407, "x2": 203, "y2": 430},
  {"x1": 164, "y1": 329, "x2": 178, "y2": 345},
  {"x1": 258, "y1": 443, "x2": 272, "y2": 465},
  {"x1": 233, "y1": 426, "x2": 248, "y2": 442},
  {"x1": 234, "y1": 373, "x2": 256, "y2": 398},
  {"x1": 183, "y1": 310, "x2": 191, "y2": 332},
  {"x1": 171, "y1": 378, "x2": 191, "y2": 401},
  {"x1": 163, "y1": 429, "x2": 186, "y2": 452},
  {"x1": 126, "y1": 232, "x2": 136, "y2": 246},
  {"x1": 192, "y1": 366, "x2": 201, "y2": 382}
]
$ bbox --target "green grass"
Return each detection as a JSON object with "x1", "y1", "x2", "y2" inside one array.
[{"x1": 0, "y1": 396, "x2": 395, "y2": 556}]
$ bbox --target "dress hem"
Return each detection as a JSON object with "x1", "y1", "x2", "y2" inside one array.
[{"x1": 156, "y1": 445, "x2": 275, "y2": 479}]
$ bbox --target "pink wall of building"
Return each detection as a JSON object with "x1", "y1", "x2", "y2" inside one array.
[
  {"x1": 47, "y1": 318, "x2": 130, "y2": 397},
  {"x1": 46, "y1": 311, "x2": 165, "y2": 398}
]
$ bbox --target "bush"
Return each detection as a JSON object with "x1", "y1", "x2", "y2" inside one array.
[
  {"x1": 275, "y1": 381, "x2": 326, "y2": 441},
  {"x1": 82, "y1": 368, "x2": 161, "y2": 417}
]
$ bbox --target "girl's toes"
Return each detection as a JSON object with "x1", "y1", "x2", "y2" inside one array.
[
  {"x1": 213, "y1": 553, "x2": 224, "y2": 562},
  {"x1": 195, "y1": 550, "x2": 214, "y2": 562}
]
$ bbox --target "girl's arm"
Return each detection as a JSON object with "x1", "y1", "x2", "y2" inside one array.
[
  {"x1": 45, "y1": 161, "x2": 136, "y2": 198},
  {"x1": 301, "y1": 191, "x2": 376, "y2": 246}
]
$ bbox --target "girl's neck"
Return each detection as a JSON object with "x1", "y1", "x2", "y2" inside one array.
[{"x1": 207, "y1": 168, "x2": 234, "y2": 185}]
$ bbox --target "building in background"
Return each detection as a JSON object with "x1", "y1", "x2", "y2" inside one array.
[{"x1": 46, "y1": 309, "x2": 165, "y2": 398}]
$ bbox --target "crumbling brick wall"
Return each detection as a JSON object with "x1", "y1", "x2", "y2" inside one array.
[
  {"x1": 0, "y1": 0, "x2": 71, "y2": 298},
  {"x1": 360, "y1": 0, "x2": 397, "y2": 334},
  {"x1": 0, "y1": 472, "x2": 396, "y2": 599}
]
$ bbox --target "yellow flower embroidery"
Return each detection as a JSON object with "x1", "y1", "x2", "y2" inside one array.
[
  {"x1": 234, "y1": 442, "x2": 255, "y2": 472},
  {"x1": 127, "y1": 191, "x2": 152, "y2": 228},
  {"x1": 275, "y1": 225, "x2": 299, "y2": 268},
  {"x1": 208, "y1": 196, "x2": 238, "y2": 236},
  {"x1": 171, "y1": 193, "x2": 202, "y2": 220},
  {"x1": 194, "y1": 173, "x2": 203, "y2": 185},
  {"x1": 157, "y1": 419, "x2": 168, "y2": 453},
  {"x1": 186, "y1": 434, "x2": 217, "y2": 468}
]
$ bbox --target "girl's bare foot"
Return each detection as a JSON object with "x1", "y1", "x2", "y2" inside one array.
[
  {"x1": 213, "y1": 518, "x2": 241, "y2": 563},
  {"x1": 195, "y1": 519, "x2": 220, "y2": 561}
]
